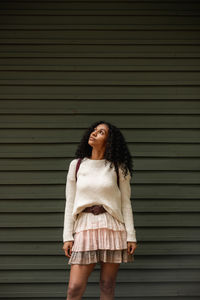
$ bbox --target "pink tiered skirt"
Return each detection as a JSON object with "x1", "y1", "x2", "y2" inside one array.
[{"x1": 68, "y1": 210, "x2": 134, "y2": 265}]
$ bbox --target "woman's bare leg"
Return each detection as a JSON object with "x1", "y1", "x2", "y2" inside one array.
[
  {"x1": 99, "y1": 262, "x2": 120, "y2": 300},
  {"x1": 67, "y1": 262, "x2": 97, "y2": 300}
]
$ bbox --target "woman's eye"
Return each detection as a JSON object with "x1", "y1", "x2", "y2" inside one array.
[{"x1": 93, "y1": 129, "x2": 104, "y2": 134}]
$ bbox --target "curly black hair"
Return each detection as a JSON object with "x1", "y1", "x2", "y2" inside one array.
[{"x1": 74, "y1": 120, "x2": 134, "y2": 179}]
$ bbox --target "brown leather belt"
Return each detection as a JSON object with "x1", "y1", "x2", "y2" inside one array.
[{"x1": 82, "y1": 205, "x2": 106, "y2": 215}]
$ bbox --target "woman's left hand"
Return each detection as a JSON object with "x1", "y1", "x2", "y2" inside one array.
[{"x1": 127, "y1": 242, "x2": 137, "y2": 255}]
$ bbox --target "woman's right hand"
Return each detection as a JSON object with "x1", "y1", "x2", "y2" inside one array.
[{"x1": 62, "y1": 241, "x2": 74, "y2": 258}]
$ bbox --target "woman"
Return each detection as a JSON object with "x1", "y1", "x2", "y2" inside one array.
[{"x1": 62, "y1": 120, "x2": 137, "y2": 300}]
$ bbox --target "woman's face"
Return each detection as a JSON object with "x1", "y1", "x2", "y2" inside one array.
[{"x1": 88, "y1": 123, "x2": 109, "y2": 149}]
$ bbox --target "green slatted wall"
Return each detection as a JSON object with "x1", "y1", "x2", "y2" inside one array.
[{"x1": 0, "y1": 0, "x2": 200, "y2": 299}]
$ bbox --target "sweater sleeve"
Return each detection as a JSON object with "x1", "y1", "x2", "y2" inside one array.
[
  {"x1": 63, "y1": 159, "x2": 77, "y2": 242},
  {"x1": 119, "y1": 167, "x2": 137, "y2": 242}
]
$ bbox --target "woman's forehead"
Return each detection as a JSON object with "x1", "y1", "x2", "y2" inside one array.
[{"x1": 95, "y1": 124, "x2": 109, "y2": 131}]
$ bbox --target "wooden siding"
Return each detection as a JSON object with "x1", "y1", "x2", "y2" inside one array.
[{"x1": 0, "y1": 0, "x2": 200, "y2": 299}]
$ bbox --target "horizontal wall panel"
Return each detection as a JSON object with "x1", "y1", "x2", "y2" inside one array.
[
  {"x1": 0, "y1": 184, "x2": 200, "y2": 199},
  {"x1": 1, "y1": 50, "x2": 200, "y2": 59},
  {"x1": 1, "y1": 255, "x2": 200, "y2": 269},
  {"x1": 1, "y1": 228, "x2": 200, "y2": 242},
  {"x1": 1, "y1": 15, "x2": 200, "y2": 25},
  {"x1": 1, "y1": 44, "x2": 200, "y2": 54},
  {"x1": 0, "y1": 0, "x2": 200, "y2": 299},
  {"x1": 1, "y1": 29, "x2": 200, "y2": 39},
  {"x1": 0, "y1": 129, "x2": 200, "y2": 143},
  {"x1": 1, "y1": 59, "x2": 200, "y2": 72},
  {"x1": 0, "y1": 282, "x2": 200, "y2": 298},
  {"x1": 0, "y1": 115, "x2": 200, "y2": 128},
  {"x1": 1, "y1": 86, "x2": 200, "y2": 100},
  {"x1": 0, "y1": 212, "x2": 200, "y2": 227},
  {"x1": 0, "y1": 100, "x2": 200, "y2": 115},
  {"x1": 0, "y1": 158, "x2": 200, "y2": 171},
  {"x1": 0, "y1": 171, "x2": 200, "y2": 184},
  {"x1": 0, "y1": 38, "x2": 200, "y2": 45},
  {"x1": 1, "y1": 199, "x2": 200, "y2": 213},
  {"x1": 0, "y1": 1, "x2": 200, "y2": 10},
  {"x1": 1, "y1": 184, "x2": 200, "y2": 198},
  {"x1": 0, "y1": 240, "x2": 200, "y2": 254},
  {"x1": 1, "y1": 7, "x2": 200, "y2": 15},
  {"x1": 0, "y1": 144, "x2": 200, "y2": 158},
  {"x1": 1, "y1": 72, "x2": 200, "y2": 86},
  {"x1": 0, "y1": 269, "x2": 200, "y2": 283}
]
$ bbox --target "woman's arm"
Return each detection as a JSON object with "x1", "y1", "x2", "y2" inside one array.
[
  {"x1": 63, "y1": 159, "x2": 77, "y2": 242},
  {"x1": 119, "y1": 167, "x2": 137, "y2": 242}
]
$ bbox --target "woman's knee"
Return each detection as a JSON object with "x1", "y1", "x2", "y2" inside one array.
[
  {"x1": 67, "y1": 281, "x2": 85, "y2": 298},
  {"x1": 99, "y1": 279, "x2": 116, "y2": 294}
]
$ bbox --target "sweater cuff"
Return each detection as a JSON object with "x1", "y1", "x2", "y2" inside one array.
[
  {"x1": 127, "y1": 230, "x2": 137, "y2": 242},
  {"x1": 63, "y1": 232, "x2": 74, "y2": 243}
]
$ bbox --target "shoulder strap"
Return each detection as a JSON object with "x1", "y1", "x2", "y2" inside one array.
[
  {"x1": 116, "y1": 165, "x2": 119, "y2": 188},
  {"x1": 75, "y1": 158, "x2": 120, "y2": 188},
  {"x1": 75, "y1": 158, "x2": 82, "y2": 181}
]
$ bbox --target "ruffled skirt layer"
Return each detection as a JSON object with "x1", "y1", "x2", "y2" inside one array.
[{"x1": 68, "y1": 210, "x2": 134, "y2": 265}]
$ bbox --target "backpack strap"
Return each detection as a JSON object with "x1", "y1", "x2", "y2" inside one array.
[
  {"x1": 75, "y1": 158, "x2": 120, "y2": 188},
  {"x1": 116, "y1": 166, "x2": 119, "y2": 188},
  {"x1": 75, "y1": 158, "x2": 82, "y2": 181}
]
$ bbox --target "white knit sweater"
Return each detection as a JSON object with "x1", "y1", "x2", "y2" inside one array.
[{"x1": 63, "y1": 157, "x2": 137, "y2": 242}]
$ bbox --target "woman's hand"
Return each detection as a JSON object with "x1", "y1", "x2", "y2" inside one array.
[
  {"x1": 62, "y1": 241, "x2": 74, "y2": 258},
  {"x1": 127, "y1": 241, "x2": 137, "y2": 255}
]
